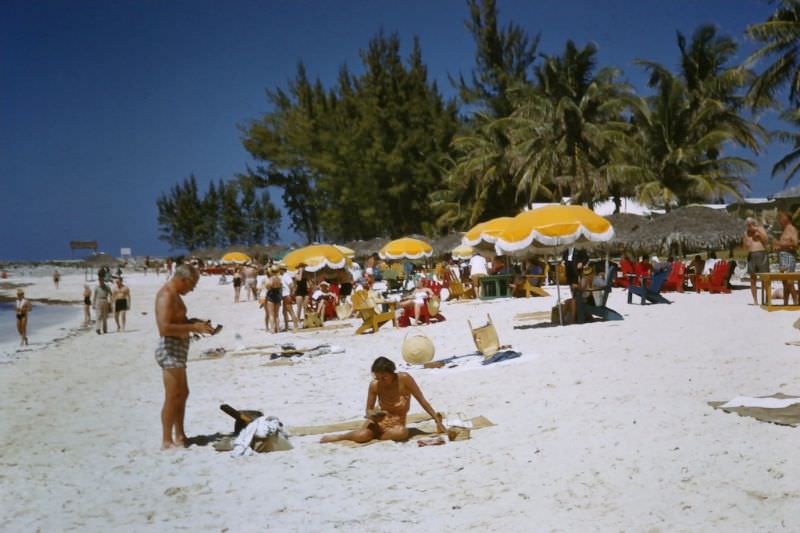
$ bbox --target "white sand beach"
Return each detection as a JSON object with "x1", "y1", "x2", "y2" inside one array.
[{"x1": 1, "y1": 272, "x2": 798, "y2": 531}]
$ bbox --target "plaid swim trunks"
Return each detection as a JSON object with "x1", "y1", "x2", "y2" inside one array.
[
  {"x1": 155, "y1": 336, "x2": 190, "y2": 369},
  {"x1": 779, "y1": 251, "x2": 797, "y2": 273}
]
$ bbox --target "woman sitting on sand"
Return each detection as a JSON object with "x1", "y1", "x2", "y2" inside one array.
[{"x1": 320, "y1": 357, "x2": 446, "y2": 444}]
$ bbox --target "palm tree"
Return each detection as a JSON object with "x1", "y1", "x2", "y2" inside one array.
[
  {"x1": 610, "y1": 74, "x2": 755, "y2": 209},
  {"x1": 432, "y1": 113, "x2": 523, "y2": 230},
  {"x1": 509, "y1": 41, "x2": 631, "y2": 208},
  {"x1": 772, "y1": 108, "x2": 800, "y2": 184},
  {"x1": 746, "y1": 0, "x2": 800, "y2": 109},
  {"x1": 637, "y1": 25, "x2": 763, "y2": 156}
]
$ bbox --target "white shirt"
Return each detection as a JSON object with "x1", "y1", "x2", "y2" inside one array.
[
  {"x1": 469, "y1": 255, "x2": 488, "y2": 276},
  {"x1": 702, "y1": 258, "x2": 720, "y2": 275},
  {"x1": 280, "y1": 272, "x2": 294, "y2": 297}
]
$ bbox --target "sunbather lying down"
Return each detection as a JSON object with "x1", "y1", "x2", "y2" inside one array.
[{"x1": 320, "y1": 356, "x2": 446, "y2": 443}]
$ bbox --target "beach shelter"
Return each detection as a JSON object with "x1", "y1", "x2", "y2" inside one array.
[
  {"x1": 221, "y1": 252, "x2": 252, "y2": 264},
  {"x1": 462, "y1": 217, "x2": 515, "y2": 248},
  {"x1": 492, "y1": 205, "x2": 615, "y2": 325},
  {"x1": 379, "y1": 237, "x2": 433, "y2": 260},
  {"x1": 283, "y1": 244, "x2": 348, "y2": 273},
  {"x1": 451, "y1": 244, "x2": 474, "y2": 259}
]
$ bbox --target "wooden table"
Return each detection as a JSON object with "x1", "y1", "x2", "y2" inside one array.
[
  {"x1": 758, "y1": 272, "x2": 800, "y2": 311},
  {"x1": 479, "y1": 275, "x2": 514, "y2": 300}
]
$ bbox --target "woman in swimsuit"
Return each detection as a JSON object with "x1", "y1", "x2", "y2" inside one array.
[
  {"x1": 265, "y1": 267, "x2": 283, "y2": 333},
  {"x1": 232, "y1": 268, "x2": 242, "y2": 303},
  {"x1": 320, "y1": 357, "x2": 446, "y2": 443},
  {"x1": 82, "y1": 285, "x2": 92, "y2": 326},
  {"x1": 294, "y1": 264, "x2": 309, "y2": 321},
  {"x1": 15, "y1": 289, "x2": 31, "y2": 346}
]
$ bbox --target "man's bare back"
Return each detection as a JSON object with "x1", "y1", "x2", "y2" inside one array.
[{"x1": 778, "y1": 223, "x2": 799, "y2": 252}]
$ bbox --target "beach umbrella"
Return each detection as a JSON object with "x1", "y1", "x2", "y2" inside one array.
[
  {"x1": 492, "y1": 205, "x2": 615, "y2": 326},
  {"x1": 451, "y1": 244, "x2": 474, "y2": 259},
  {"x1": 462, "y1": 217, "x2": 515, "y2": 248},
  {"x1": 283, "y1": 244, "x2": 347, "y2": 272},
  {"x1": 379, "y1": 237, "x2": 433, "y2": 260},
  {"x1": 493, "y1": 206, "x2": 614, "y2": 253},
  {"x1": 333, "y1": 244, "x2": 355, "y2": 258},
  {"x1": 221, "y1": 252, "x2": 252, "y2": 264}
]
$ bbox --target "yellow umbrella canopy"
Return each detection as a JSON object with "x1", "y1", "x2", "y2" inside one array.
[
  {"x1": 283, "y1": 244, "x2": 347, "y2": 272},
  {"x1": 221, "y1": 252, "x2": 252, "y2": 263},
  {"x1": 451, "y1": 244, "x2": 474, "y2": 258},
  {"x1": 379, "y1": 237, "x2": 433, "y2": 260},
  {"x1": 493, "y1": 205, "x2": 614, "y2": 253},
  {"x1": 462, "y1": 217, "x2": 515, "y2": 247},
  {"x1": 333, "y1": 244, "x2": 355, "y2": 258}
]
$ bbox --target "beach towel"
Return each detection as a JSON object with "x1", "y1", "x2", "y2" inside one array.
[
  {"x1": 409, "y1": 351, "x2": 523, "y2": 370},
  {"x1": 231, "y1": 416, "x2": 292, "y2": 457},
  {"x1": 292, "y1": 414, "x2": 495, "y2": 447},
  {"x1": 481, "y1": 350, "x2": 522, "y2": 365},
  {"x1": 709, "y1": 393, "x2": 800, "y2": 427},
  {"x1": 268, "y1": 344, "x2": 345, "y2": 359}
]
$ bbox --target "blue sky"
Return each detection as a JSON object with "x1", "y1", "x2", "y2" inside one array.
[{"x1": 0, "y1": 0, "x2": 789, "y2": 260}]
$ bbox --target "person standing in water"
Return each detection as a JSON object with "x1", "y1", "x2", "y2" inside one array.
[
  {"x1": 15, "y1": 289, "x2": 31, "y2": 346},
  {"x1": 52, "y1": 269, "x2": 60, "y2": 289}
]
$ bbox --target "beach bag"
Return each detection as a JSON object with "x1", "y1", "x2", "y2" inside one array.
[
  {"x1": 335, "y1": 302, "x2": 352, "y2": 320},
  {"x1": 303, "y1": 311, "x2": 323, "y2": 329},
  {"x1": 426, "y1": 296, "x2": 441, "y2": 317},
  {"x1": 551, "y1": 299, "x2": 575, "y2": 325}
]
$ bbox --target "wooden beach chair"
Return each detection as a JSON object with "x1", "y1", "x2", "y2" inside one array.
[
  {"x1": 575, "y1": 265, "x2": 623, "y2": 322},
  {"x1": 695, "y1": 261, "x2": 732, "y2": 294},
  {"x1": 627, "y1": 265, "x2": 673, "y2": 305},
  {"x1": 352, "y1": 291, "x2": 396, "y2": 335}
]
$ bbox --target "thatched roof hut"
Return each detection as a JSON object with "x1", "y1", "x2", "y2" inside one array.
[
  {"x1": 622, "y1": 206, "x2": 743, "y2": 255},
  {"x1": 430, "y1": 232, "x2": 464, "y2": 255},
  {"x1": 80, "y1": 253, "x2": 122, "y2": 268},
  {"x1": 342, "y1": 237, "x2": 390, "y2": 258}
]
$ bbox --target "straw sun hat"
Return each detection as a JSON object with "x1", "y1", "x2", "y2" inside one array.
[{"x1": 401, "y1": 332, "x2": 435, "y2": 365}]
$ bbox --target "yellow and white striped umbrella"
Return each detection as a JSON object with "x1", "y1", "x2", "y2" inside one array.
[
  {"x1": 379, "y1": 237, "x2": 433, "y2": 260},
  {"x1": 283, "y1": 244, "x2": 348, "y2": 272},
  {"x1": 493, "y1": 205, "x2": 614, "y2": 253}
]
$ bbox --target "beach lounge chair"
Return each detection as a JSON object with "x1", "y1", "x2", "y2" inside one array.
[
  {"x1": 398, "y1": 296, "x2": 446, "y2": 327},
  {"x1": 446, "y1": 279, "x2": 475, "y2": 301},
  {"x1": 352, "y1": 290, "x2": 396, "y2": 335},
  {"x1": 662, "y1": 261, "x2": 686, "y2": 292},
  {"x1": 627, "y1": 265, "x2": 672, "y2": 305},
  {"x1": 695, "y1": 261, "x2": 732, "y2": 294},
  {"x1": 575, "y1": 265, "x2": 623, "y2": 322},
  {"x1": 614, "y1": 258, "x2": 636, "y2": 288}
]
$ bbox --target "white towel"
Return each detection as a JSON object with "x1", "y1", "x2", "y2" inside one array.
[
  {"x1": 721, "y1": 396, "x2": 800, "y2": 409},
  {"x1": 231, "y1": 416, "x2": 288, "y2": 457}
]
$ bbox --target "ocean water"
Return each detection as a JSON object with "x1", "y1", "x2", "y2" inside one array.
[{"x1": 0, "y1": 301, "x2": 81, "y2": 346}]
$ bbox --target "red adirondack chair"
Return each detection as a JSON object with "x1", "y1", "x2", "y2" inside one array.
[
  {"x1": 695, "y1": 261, "x2": 731, "y2": 294},
  {"x1": 615, "y1": 258, "x2": 636, "y2": 288},
  {"x1": 662, "y1": 261, "x2": 686, "y2": 292},
  {"x1": 398, "y1": 297, "x2": 446, "y2": 327}
]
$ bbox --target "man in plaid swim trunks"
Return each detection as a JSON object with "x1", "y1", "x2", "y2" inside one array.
[
  {"x1": 155, "y1": 264, "x2": 213, "y2": 449},
  {"x1": 776, "y1": 211, "x2": 799, "y2": 306},
  {"x1": 743, "y1": 218, "x2": 770, "y2": 305}
]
